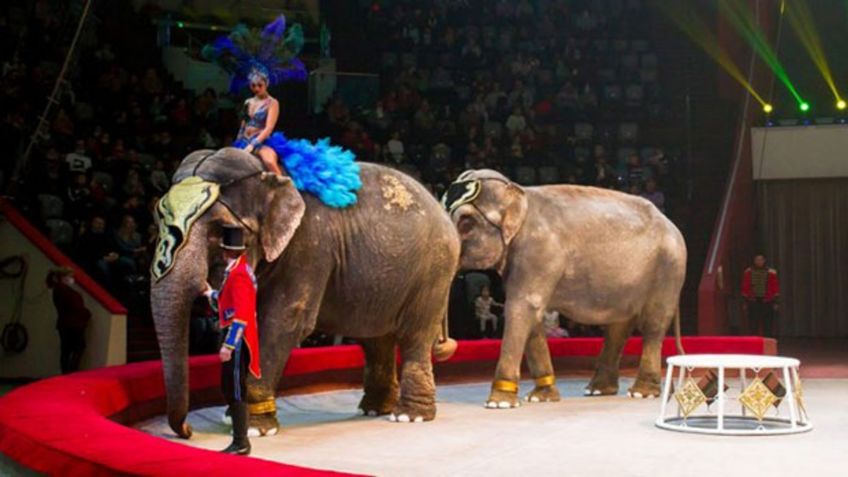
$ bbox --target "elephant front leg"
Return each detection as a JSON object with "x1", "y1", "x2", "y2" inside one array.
[
  {"x1": 245, "y1": 333, "x2": 298, "y2": 437},
  {"x1": 390, "y1": 338, "x2": 436, "y2": 422},
  {"x1": 358, "y1": 335, "x2": 399, "y2": 416},
  {"x1": 246, "y1": 287, "x2": 324, "y2": 437},
  {"x1": 487, "y1": 300, "x2": 544, "y2": 409},
  {"x1": 586, "y1": 320, "x2": 633, "y2": 396},
  {"x1": 523, "y1": 323, "x2": 560, "y2": 403}
]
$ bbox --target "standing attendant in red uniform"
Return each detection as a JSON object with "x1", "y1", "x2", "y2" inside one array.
[
  {"x1": 202, "y1": 225, "x2": 260, "y2": 455},
  {"x1": 741, "y1": 254, "x2": 780, "y2": 337}
]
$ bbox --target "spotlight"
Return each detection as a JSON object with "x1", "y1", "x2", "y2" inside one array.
[
  {"x1": 799, "y1": 102, "x2": 810, "y2": 112},
  {"x1": 763, "y1": 104, "x2": 773, "y2": 113},
  {"x1": 838, "y1": 100, "x2": 846, "y2": 110}
]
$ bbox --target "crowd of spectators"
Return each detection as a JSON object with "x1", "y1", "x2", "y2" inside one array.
[
  {"x1": 320, "y1": 0, "x2": 677, "y2": 209},
  {"x1": 2, "y1": 0, "x2": 678, "y2": 347},
  {"x1": 1, "y1": 2, "x2": 239, "y2": 302}
]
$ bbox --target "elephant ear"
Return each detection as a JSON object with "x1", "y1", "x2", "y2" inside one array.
[
  {"x1": 500, "y1": 182, "x2": 528, "y2": 246},
  {"x1": 260, "y1": 173, "x2": 306, "y2": 262}
]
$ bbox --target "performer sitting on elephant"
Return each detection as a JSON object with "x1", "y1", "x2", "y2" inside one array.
[
  {"x1": 203, "y1": 15, "x2": 308, "y2": 176},
  {"x1": 238, "y1": 72, "x2": 282, "y2": 174}
]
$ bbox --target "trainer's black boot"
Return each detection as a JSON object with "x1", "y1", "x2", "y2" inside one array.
[{"x1": 221, "y1": 402, "x2": 251, "y2": 455}]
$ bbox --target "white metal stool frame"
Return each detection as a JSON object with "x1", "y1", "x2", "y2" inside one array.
[{"x1": 656, "y1": 354, "x2": 813, "y2": 435}]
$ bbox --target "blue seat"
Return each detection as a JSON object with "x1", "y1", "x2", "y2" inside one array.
[
  {"x1": 538, "y1": 166, "x2": 560, "y2": 184},
  {"x1": 619, "y1": 122, "x2": 640, "y2": 142},
  {"x1": 514, "y1": 166, "x2": 537, "y2": 185},
  {"x1": 37, "y1": 194, "x2": 64, "y2": 220},
  {"x1": 574, "y1": 123, "x2": 594, "y2": 142},
  {"x1": 45, "y1": 219, "x2": 74, "y2": 247}
]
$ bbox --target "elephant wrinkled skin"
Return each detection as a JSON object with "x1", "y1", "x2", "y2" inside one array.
[
  {"x1": 151, "y1": 148, "x2": 459, "y2": 439},
  {"x1": 448, "y1": 169, "x2": 686, "y2": 408}
]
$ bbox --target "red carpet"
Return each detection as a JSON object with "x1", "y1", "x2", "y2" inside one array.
[{"x1": 0, "y1": 336, "x2": 774, "y2": 476}]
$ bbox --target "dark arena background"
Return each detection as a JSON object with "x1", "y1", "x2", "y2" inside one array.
[{"x1": 1, "y1": 1, "x2": 847, "y2": 475}]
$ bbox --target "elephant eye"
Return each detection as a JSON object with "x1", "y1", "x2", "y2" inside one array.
[{"x1": 457, "y1": 215, "x2": 476, "y2": 235}]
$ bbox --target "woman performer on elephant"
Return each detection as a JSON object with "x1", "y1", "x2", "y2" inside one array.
[
  {"x1": 203, "y1": 15, "x2": 308, "y2": 175},
  {"x1": 237, "y1": 72, "x2": 282, "y2": 174}
]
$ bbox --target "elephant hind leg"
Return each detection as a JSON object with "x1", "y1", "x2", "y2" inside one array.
[
  {"x1": 389, "y1": 294, "x2": 446, "y2": 422},
  {"x1": 629, "y1": 306, "x2": 673, "y2": 398},
  {"x1": 358, "y1": 334, "x2": 399, "y2": 416},
  {"x1": 586, "y1": 319, "x2": 634, "y2": 396},
  {"x1": 391, "y1": 339, "x2": 436, "y2": 423},
  {"x1": 391, "y1": 306, "x2": 442, "y2": 422}
]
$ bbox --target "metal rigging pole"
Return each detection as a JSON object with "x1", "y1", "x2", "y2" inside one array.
[{"x1": 16, "y1": 0, "x2": 94, "y2": 180}]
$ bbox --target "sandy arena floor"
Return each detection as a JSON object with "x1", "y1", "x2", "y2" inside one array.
[{"x1": 136, "y1": 377, "x2": 848, "y2": 477}]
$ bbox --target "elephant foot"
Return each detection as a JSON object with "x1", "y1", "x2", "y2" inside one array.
[
  {"x1": 628, "y1": 376, "x2": 661, "y2": 399},
  {"x1": 585, "y1": 370, "x2": 619, "y2": 396},
  {"x1": 485, "y1": 380, "x2": 521, "y2": 409},
  {"x1": 358, "y1": 390, "x2": 399, "y2": 417},
  {"x1": 247, "y1": 412, "x2": 280, "y2": 437},
  {"x1": 524, "y1": 385, "x2": 561, "y2": 403},
  {"x1": 387, "y1": 401, "x2": 436, "y2": 423}
]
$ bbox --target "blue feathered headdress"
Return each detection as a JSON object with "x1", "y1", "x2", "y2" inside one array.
[{"x1": 202, "y1": 15, "x2": 307, "y2": 93}]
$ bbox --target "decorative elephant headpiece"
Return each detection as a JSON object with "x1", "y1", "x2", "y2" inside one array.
[
  {"x1": 151, "y1": 176, "x2": 221, "y2": 281},
  {"x1": 443, "y1": 169, "x2": 528, "y2": 270},
  {"x1": 151, "y1": 149, "x2": 307, "y2": 282},
  {"x1": 443, "y1": 169, "x2": 528, "y2": 244}
]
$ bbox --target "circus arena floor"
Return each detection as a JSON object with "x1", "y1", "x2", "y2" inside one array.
[
  {"x1": 137, "y1": 376, "x2": 848, "y2": 477},
  {"x1": 2, "y1": 338, "x2": 847, "y2": 476}
]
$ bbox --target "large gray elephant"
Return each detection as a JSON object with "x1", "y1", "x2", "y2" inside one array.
[
  {"x1": 151, "y1": 148, "x2": 459, "y2": 438},
  {"x1": 443, "y1": 169, "x2": 685, "y2": 408}
]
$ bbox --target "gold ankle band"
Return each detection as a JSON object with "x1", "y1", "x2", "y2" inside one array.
[
  {"x1": 492, "y1": 380, "x2": 519, "y2": 394},
  {"x1": 248, "y1": 399, "x2": 276, "y2": 415}
]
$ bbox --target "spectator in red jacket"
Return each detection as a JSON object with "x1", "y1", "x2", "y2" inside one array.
[
  {"x1": 47, "y1": 267, "x2": 91, "y2": 374},
  {"x1": 741, "y1": 254, "x2": 780, "y2": 337}
]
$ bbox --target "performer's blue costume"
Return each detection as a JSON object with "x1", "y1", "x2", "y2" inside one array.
[{"x1": 204, "y1": 15, "x2": 361, "y2": 209}]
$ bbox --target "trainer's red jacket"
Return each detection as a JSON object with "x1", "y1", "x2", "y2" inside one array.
[
  {"x1": 209, "y1": 254, "x2": 261, "y2": 378},
  {"x1": 741, "y1": 267, "x2": 780, "y2": 303}
]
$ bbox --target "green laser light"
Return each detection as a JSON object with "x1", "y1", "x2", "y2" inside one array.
[
  {"x1": 763, "y1": 104, "x2": 773, "y2": 113},
  {"x1": 838, "y1": 100, "x2": 846, "y2": 110},
  {"x1": 800, "y1": 102, "x2": 810, "y2": 112}
]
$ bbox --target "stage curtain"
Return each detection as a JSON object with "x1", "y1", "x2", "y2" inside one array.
[{"x1": 756, "y1": 178, "x2": 848, "y2": 337}]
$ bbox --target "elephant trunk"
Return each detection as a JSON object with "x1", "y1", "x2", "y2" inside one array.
[{"x1": 151, "y1": 224, "x2": 209, "y2": 439}]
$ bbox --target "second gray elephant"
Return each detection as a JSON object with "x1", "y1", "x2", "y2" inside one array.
[{"x1": 444, "y1": 169, "x2": 686, "y2": 408}]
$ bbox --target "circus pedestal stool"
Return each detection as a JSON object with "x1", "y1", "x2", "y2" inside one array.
[{"x1": 655, "y1": 354, "x2": 812, "y2": 435}]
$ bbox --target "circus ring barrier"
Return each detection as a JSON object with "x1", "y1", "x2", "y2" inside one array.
[{"x1": 0, "y1": 336, "x2": 775, "y2": 476}]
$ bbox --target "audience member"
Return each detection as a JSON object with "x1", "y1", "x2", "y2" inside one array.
[
  {"x1": 641, "y1": 178, "x2": 665, "y2": 212},
  {"x1": 47, "y1": 267, "x2": 91, "y2": 374},
  {"x1": 741, "y1": 254, "x2": 780, "y2": 337},
  {"x1": 474, "y1": 286, "x2": 502, "y2": 337},
  {"x1": 543, "y1": 310, "x2": 570, "y2": 338}
]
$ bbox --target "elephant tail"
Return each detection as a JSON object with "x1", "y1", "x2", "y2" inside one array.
[
  {"x1": 673, "y1": 306, "x2": 685, "y2": 355},
  {"x1": 432, "y1": 311, "x2": 457, "y2": 362}
]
